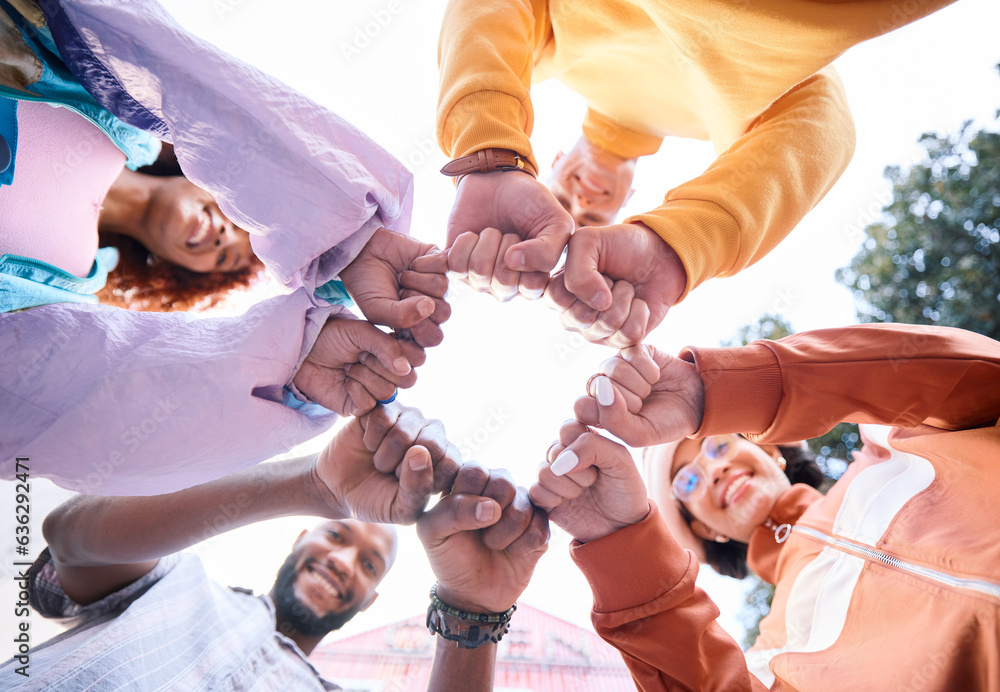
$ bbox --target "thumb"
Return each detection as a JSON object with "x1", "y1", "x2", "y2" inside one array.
[
  {"x1": 416, "y1": 493, "x2": 501, "y2": 550},
  {"x1": 563, "y1": 229, "x2": 613, "y2": 311},
  {"x1": 591, "y1": 376, "x2": 636, "y2": 432},
  {"x1": 366, "y1": 294, "x2": 436, "y2": 330},
  {"x1": 393, "y1": 446, "x2": 435, "y2": 524},
  {"x1": 345, "y1": 320, "x2": 412, "y2": 376},
  {"x1": 504, "y1": 225, "x2": 570, "y2": 273}
]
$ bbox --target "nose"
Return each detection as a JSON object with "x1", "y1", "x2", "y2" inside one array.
[
  {"x1": 214, "y1": 222, "x2": 236, "y2": 248},
  {"x1": 572, "y1": 188, "x2": 593, "y2": 210},
  {"x1": 327, "y1": 546, "x2": 359, "y2": 582},
  {"x1": 695, "y1": 454, "x2": 729, "y2": 488}
]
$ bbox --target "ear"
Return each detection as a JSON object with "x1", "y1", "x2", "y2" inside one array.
[
  {"x1": 624, "y1": 187, "x2": 636, "y2": 206},
  {"x1": 551, "y1": 150, "x2": 564, "y2": 168},
  {"x1": 757, "y1": 444, "x2": 783, "y2": 462},
  {"x1": 689, "y1": 519, "x2": 717, "y2": 542},
  {"x1": 360, "y1": 591, "x2": 379, "y2": 612},
  {"x1": 293, "y1": 529, "x2": 308, "y2": 546}
]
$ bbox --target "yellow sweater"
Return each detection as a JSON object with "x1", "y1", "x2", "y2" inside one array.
[{"x1": 437, "y1": 0, "x2": 954, "y2": 300}]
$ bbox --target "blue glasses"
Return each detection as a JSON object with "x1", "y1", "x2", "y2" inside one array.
[{"x1": 671, "y1": 435, "x2": 739, "y2": 502}]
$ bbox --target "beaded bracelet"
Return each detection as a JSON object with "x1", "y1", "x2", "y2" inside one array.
[{"x1": 426, "y1": 583, "x2": 517, "y2": 649}]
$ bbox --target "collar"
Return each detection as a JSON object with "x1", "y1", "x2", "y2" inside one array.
[{"x1": 746, "y1": 484, "x2": 824, "y2": 584}]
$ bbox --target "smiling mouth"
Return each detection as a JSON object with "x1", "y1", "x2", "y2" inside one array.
[
  {"x1": 722, "y1": 474, "x2": 751, "y2": 509},
  {"x1": 577, "y1": 175, "x2": 608, "y2": 196},
  {"x1": 186, "y1": 209, "x2": 214, "y2": 249},
  {"x1": 305, "y1": 562, "x2": 344, "y2": 609}
]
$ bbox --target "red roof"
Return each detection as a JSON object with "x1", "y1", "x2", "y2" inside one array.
[{"x1": 310, "y1": 602, "x2": 636, "y2": 691}]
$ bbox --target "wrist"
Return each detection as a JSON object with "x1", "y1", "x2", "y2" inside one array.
[
  {"x1": 572, "y1": 503, "x2": 651, "y2": 544},
  {"x1": 308, "y1": 452, "x2": 349, "y2": 519},
  {"x1": 634, "y1": 221, "x2": 687, "y2": 306},
  {"x1": 427, "y1": 583, "x2": 516, "y2": 650},
  {"x1": 434, "y1": 583, "x2": 504, "y2": 614},
  {"x1": 442, "y1": 148, "x2": 536, "y2": 180}
]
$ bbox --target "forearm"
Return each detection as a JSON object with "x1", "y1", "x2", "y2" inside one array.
[
  {"x1": 684, "y1": 324, "x2": 1000, "y2": 442},
  {"x1": 437, "y1": 0, "x2": 546, "y2": 174},
  {"x1": 42, "y1": 455, "x2": 335, "y2": 568},
  {"x1": 427, "y1": 637, "x2": 497, "y2": 692},
  {"x1": 627, "y1": 67, "x2": 854, "y2": 301},
  {"x1": 1, "y1": 289, "x2": 339, "y2": 495},
  {"x1": 572, "y1": 504, "x2": 765, "y2": 691}
]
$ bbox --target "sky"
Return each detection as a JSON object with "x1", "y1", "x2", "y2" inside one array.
[{"x1": 2, "y1": 0, "x2": 999, "y2": 658}]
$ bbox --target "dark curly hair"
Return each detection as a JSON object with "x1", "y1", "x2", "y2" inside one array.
[
  {"x1": 678, "y1": 443, "x2": 824, "y2": 580},
  {"x1": 96, "y1": 143, "x2": 264, "y2": 312}
]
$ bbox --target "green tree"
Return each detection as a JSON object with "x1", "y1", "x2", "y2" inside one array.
[
  {"x1": 722, "y1": 312, "x2": 796, "y2": 347},
  {"x1": 724, "y1": 313, "x2": 855, "y2": 649},
  {"x1": 837, "y1": 70, "x2": 1000, "y2": 340},
  {"x1": 740, "y1": 579, "x2": 775, "y2": 650}
]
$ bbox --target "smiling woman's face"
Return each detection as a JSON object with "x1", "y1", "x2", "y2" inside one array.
[
  {"x1": 671, "y1": 436, "x2": 790, "y2": 543},
  {"x1": 140, "y1": 176, "x2": 254, "y2": 273}
]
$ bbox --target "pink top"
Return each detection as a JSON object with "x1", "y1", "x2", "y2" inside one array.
[{"x1": 0, "y1": 101, "x2": 126, "y2": 277}]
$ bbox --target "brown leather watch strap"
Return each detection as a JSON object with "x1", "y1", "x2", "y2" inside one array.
[{"x1": 440, "y1": 149, "x2": 534, "y2": 178}]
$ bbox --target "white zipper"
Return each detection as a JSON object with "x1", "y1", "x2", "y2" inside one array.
[{"x1": 793, "y1": 525, "x2": 1000, "y2": 602}]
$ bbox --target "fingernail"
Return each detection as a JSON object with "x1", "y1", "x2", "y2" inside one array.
[
  {"x1": 593, "y1": 291, "x2": 610, "y2": 310},
  {"x1": 621, "y1": 348, "x2": 635, "y2": 363},
  {"x1": 507, "y1": 250, "x2": 524, "y2": 269},
  {"x1": 595, "y1": 376, "x2": 614, "y2": 406},
  {"x1": 417, "y1": 297, "x2": 434, "y2": 316},
  {"x1": 409, "y1": 452, "x2": 430, "y2": 472},
  {"x1": 393, "y1": 358, "x2": 411, "y2": 374},
  {"x1": 550, "y1": 450, "x2": 578, "y2": 476},
  {"x1": 475, "y1": 500, "x2": 495, "y2": 522}
]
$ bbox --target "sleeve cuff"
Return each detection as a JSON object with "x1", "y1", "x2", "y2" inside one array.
[
  {"x1": 583, "y1": 109, "x2": 663, "y2": 160},
  {"x1": 439, "y1": 91, "x2": 538, "y2": 177},
  {"x1": 570, "y1": 502, "x2": 693, "y2": 615},
  {"x1": 626, "y1": 199, "x2": 741, "y2": 303},
  {"x1": 29, "y1": 548, "x2": 180, "y2": 622},
  {"x1": 681, "y1": 343, "x2": 783, "y2": 436}
]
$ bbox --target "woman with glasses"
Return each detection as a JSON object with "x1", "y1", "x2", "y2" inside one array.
[{"x1": 531, "y1": 323, "x2": 1000, "y2": 691}]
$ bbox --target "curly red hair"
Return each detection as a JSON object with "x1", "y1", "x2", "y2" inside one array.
[{"x1": 96, "y1": 232, "x2": 265, "y2": 312}]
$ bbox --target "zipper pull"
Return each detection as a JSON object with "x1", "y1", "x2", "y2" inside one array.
[{"x1": 763, "y1": 518, "x2": 792, "y2": 543}]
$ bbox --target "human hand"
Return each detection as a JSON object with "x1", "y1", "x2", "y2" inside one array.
[
  {"x1": 447, "y1": 171, "x2": 573, "y2": 301},
  {"x1": 544, "y1": 222, "x2": 687, "y2": 347},
  {"x1": 340, "y1": 227, "x2": 451, "y2": 348},
  {"x1": 294, "y1": 317, "x2": 425, "y2": 416},
  {"x1": 314, "y1": 402, "x2": 461, "y2": 524},
  {"x1": 573, "y1": 344, "x2": 705, "y2": 447},
  {"x1": 417, "y1": 464, "x2": 549, "y2": 612},
  {"x1": 530, "y1": 420, "x2": 649, "y2": 544}
]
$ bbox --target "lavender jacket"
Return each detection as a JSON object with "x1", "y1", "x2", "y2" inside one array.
[{"x1": 0, "y1": 0, "x2": 413, "y2": 495}]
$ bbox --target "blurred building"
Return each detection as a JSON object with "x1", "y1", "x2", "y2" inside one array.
[{"x1": 311, "y1": 602, "x2": 636, "y2": 691}]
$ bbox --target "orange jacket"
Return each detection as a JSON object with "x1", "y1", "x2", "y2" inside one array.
[
  {"x1": 572, "y1": 324, "x2": 1000, "y2": 690},
  {"x1": 437, "y1": 0, "x2": 953, "y2": 300}
]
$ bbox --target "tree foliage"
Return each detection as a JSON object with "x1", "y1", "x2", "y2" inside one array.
[
  {"x1": 740, "y1": 578, "x2": 775, "y2": 649},
  {"x1": 837, "y1": 78, "x2": 1000, "y2": 340},
  {"x1": 725, "y1": 314, "x2": 854, "y2": 649}
]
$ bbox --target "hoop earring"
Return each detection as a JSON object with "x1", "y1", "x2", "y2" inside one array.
[
  {"x1": 776, "y1": 456, "x2": 787, "y2": 472},
  {"x1": 714, "y1": 535, "x2": 730, "y2": 543}
]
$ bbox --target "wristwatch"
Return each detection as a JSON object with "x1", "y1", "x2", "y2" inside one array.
[{"x1": 440, "y1": 148, "x2": 534, "y2": 178}]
